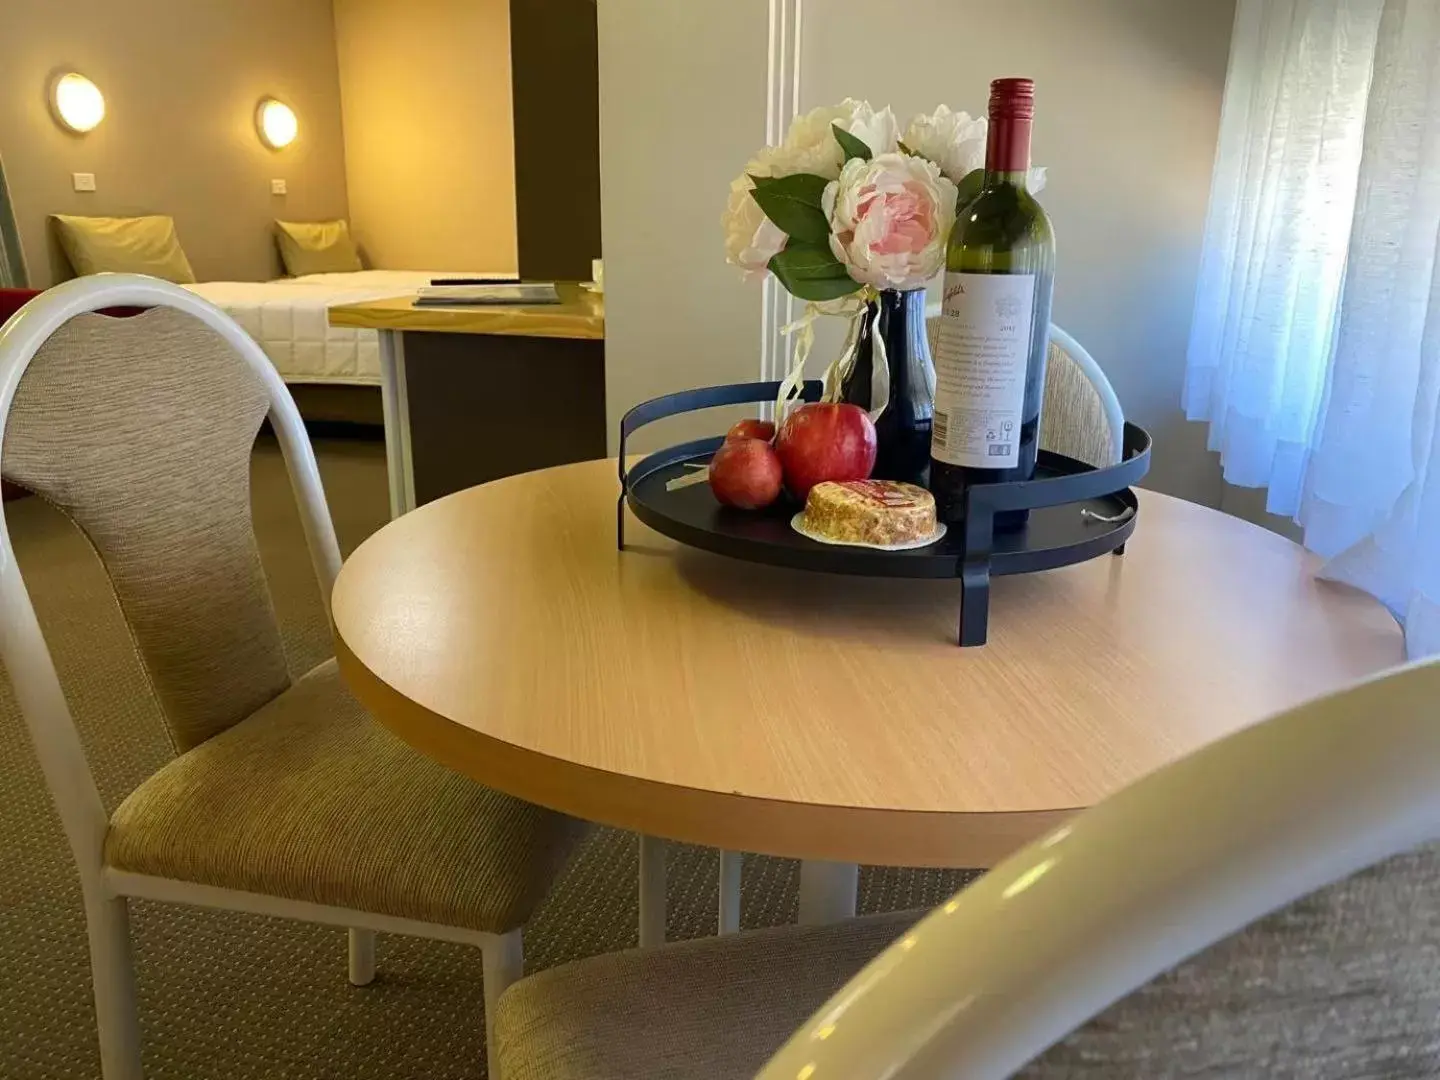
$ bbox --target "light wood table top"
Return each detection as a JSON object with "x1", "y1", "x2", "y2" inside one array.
[
  {"x1": 327, "y1": 282, "x2": 603, "y2": 340},
  {"x1": 333, "y1": 460, "x2": 1403, "y2": 868}
]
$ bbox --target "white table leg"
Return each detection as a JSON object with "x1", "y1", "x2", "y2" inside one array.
[
  {"x1": 639, "y1": 834, "x2": 667, "y2": 947},
  {"x1": 718, "y1": 850, "x2": 743, "y2": 935},
  {"x1": 797, "y1": 859, "x2": 859, "y2": 925},
  {"x1": 378, "y1": 329, "x2": 415, "y2": 519}
]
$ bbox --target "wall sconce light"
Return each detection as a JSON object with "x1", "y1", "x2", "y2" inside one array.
[
  {"x1": 51, "y1": 73, "x2": 106, "y2": 134},
  {"x1": 256, "y1": 98, "x2": 298, "y2": 150}
]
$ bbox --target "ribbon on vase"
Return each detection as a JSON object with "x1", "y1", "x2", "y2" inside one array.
[{"x1": 774, "y1": 287, "x2": 889, "y2": 425}]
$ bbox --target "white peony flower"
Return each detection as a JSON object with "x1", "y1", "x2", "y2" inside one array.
[
  {"x1": 770, "y1": 99, "x2": 900, "y2": 180},
  {"x1": 903, "y1": 106, "x2": 1049, "y2": 196},
  {"x1": 722, "y1": 150, "x2": 788, "y2": 277},
  {"x1": 902, "y1": 105, "x2": 987, "y2": 186},
  {"x1": 822, "y1": 152, "x2": 957, "y2": 291}
]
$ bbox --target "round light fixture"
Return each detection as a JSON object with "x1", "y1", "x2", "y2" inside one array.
[
  {"x1": 256, "y1": 98, "x2": 298, "y2": 150},
  {"x1": 52, "y1": 72, "x2": 106, "y2": 134}
]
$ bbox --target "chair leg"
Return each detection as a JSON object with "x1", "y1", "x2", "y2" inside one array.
[
  {"x1": 84, "y1": 893, "x2": 143, "y2": 1080},
  {"x1": 348, "y1": 928, "x2": 376, "y2": 986},
  {"x1": 638, "y1": 834, "x2": 667, "y2": 947},
  {"x1": 718, "y1": 850, "x2": 743, "y2": 935},
  {"x1": 481, "y1": 929, "x2": 524, "y2": 1080}
]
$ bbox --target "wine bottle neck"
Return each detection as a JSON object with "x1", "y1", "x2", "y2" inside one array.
[
  {"x1": 985, "y1": 115, "x2": 1032, "y2": 183},
  {"x1": 983, "y1": 168, "x2": 1030, "y2": 190}
]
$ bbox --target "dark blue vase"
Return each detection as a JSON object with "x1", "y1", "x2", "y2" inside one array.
[{"x1": 840, "y1": 288, "x2": 935, "y2": 486}]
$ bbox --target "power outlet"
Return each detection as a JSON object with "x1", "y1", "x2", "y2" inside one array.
[
  {"x1": 270, "y1": 178, "x2": 288, "y2": 196},
  {"x1": 72, "y1": 172, "x2": 96, "y2": 193}
]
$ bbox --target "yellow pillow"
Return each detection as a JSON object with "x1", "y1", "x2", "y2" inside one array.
[
  {"x1": 274, "y1": 220, "x2": 363, "y2": 277},
  {"x1": 51, "y1": 214, "x2": 196, "y2": 284}
]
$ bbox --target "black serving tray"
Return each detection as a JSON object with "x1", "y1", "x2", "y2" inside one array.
[{"x1": 619, "y1": 380, "x2": 1152, "y2": 646}]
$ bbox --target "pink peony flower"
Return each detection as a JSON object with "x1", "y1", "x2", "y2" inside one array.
[{"x1": 822, "y1": 153, "x2": 957, "y2": 290}]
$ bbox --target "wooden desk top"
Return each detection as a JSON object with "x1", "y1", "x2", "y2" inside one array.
[
  {"x1": 327, "y1": 282, "x2": 603, "y2": 340},
  {"x1": 333, "y1": 460, "x2": 1403, "y2": 868}
]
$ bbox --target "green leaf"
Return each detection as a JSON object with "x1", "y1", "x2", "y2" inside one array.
[
  {"x1": 747, "y1": 173, "x2": 832, "y2": 244},
  {"x1": 832, "y1": 123, "x2": 872, "y2": 162},
  {"x1": 768, "y1": 242, "x2": 859, "y2": 302},
  {"x1": 770, "y1": 240, "x2": 844, "y2": 279},
  {"x1": 953, "y1": 168, "x2": 986, "y2": 211}
]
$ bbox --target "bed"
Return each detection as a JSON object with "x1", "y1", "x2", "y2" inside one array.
[{"x1": 185, "y1": 270, "x2": 513, "y2": 387}]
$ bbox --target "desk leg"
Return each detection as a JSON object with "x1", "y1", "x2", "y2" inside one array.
[
  {"x1": 718, "y1": 850, "x2": 743, "y2": 935},
  {"x1": 378, "y1": 329, "x2": 415, "y2": 519},
  {"x1": 638, "y1": 835, "x2": 667, "y2": 947},
  {"x1": 798, "y1": 860, "x2": 858, "y2": 925}
]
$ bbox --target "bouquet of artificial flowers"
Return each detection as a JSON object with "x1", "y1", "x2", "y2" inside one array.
[{"x1": 722, "y1": 99, "x2": 1045, "y2": 410}]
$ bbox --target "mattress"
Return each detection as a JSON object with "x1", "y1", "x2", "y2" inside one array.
[{"x1": 186, "y1": 270, "x2": 513, "y2": 386}]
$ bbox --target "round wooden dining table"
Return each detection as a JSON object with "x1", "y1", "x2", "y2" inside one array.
[{"x1": 332, "y1": 458, "x2": 1402, "y2": 944}]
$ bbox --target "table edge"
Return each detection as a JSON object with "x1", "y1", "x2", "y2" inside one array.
[
  {"x1": 335, "y1": 637, "x2": 1074, "y2": 869},
  {"x1": 327, "y1": 296, "x2": 604, "y2": 340}
]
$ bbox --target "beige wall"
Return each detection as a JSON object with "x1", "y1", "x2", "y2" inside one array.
[
  {"x1": 800, "y1": 0, "x2": 1234, "y2": 503},
  {"x1": 0, "y1": 0, "x2": 350, "y2": 285},
  {"x1": 598, "y1": 0, "x2": 772, "y2": 451},
  {"x1": 334, "y1": 0, "x2": 518, "y2": 273}
]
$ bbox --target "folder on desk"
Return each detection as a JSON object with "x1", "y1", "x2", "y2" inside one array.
[{"x1": 414, "y1": 283, "x2": 561, "y2": 306}]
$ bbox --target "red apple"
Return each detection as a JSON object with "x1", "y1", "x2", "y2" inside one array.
[
  {"x1": 726, "y1": 418, "x2": 777, "y2": 443},
  {"x1": 775, "y1": 403, "x2": 877, "y2": 500},
  {"x1": 708, "y1": 437, "x2": 784, "y2": 509}
]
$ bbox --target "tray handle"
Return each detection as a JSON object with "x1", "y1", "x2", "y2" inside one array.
[{"x1": 617, "y1": 380, "x2": 823, "y2": 549}]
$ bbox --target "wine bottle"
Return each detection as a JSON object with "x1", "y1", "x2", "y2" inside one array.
[{"x1": 930, "y1": 77, "x2": 1055, "y2": 528}]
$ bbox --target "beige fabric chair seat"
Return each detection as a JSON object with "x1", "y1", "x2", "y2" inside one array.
[
  {"x1": 106, "y1": 659, "x2": 586, "y2": 933},
  {"x1": 495, "y1": 909, "x2": 921, "y2": 1080},
  {"x1": 499, "y1": 848, "x2": 1440, "y2": 1080}
]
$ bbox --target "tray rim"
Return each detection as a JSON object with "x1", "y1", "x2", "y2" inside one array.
[
  {"x1": 617, "y1": 379, "x2": 1150, "y2": 585},
  {"x1": 624, "y1": 447, "x2": 1141, "y2": 581}
]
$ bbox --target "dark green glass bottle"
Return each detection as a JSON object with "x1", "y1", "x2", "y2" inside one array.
[{"x1": 930, "y1": 77, "x2": 1056, "y2": 527}]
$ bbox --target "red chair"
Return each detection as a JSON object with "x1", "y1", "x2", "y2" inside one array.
[{"x1": 0, "y1": 288, "x2": 40, "y2": 326}]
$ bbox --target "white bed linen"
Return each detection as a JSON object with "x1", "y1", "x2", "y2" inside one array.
[{"x1": 186, "y1": 270, "x2": 513, "y2": 386}]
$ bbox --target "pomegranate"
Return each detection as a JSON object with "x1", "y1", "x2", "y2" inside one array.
[
  {"x1": 775, "y1": 403, "x2": 877, "y2": 500},
  {"x1": 726, "y1": 418, "x2": 777, "y2": 443},
  {"x1": 707, "y1": 437, "x2": 784, "y2": 509}
]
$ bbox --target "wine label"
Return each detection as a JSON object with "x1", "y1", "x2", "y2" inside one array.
[{"x1": 932, "y1": 273, "x2": 1037, "y2": 469}]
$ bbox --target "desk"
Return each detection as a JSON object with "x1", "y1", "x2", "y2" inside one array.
[
  {"x1": 329, "y1": 283, "x2": 604, "y2": 516},
  {"x1": 333, "y1": 461, "x2": 1402, "y2": 940}
]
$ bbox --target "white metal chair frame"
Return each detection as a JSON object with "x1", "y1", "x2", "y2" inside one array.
[
  {"x1": 924, "y1": 299, "x2": 1127, "y2": 464},
  {"x1": 757, "y1": 655, "x2": 1440, "y2": 1078},
  {"x1": 0, "y1": 276, "x2": 523, "y2": 1080}
]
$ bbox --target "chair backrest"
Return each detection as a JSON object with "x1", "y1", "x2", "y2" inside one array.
[
  {"x1": 925, "y1": 309, "x2": 1124, "y2": 466},
  {"x1": 0, "y1": 274, "x2": 340, "y2": 886},
  {"x1": 760, "y1": 655, "x2": 1440, "y2": 1080}
]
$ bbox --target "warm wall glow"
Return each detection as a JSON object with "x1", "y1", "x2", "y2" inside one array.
[
  {"x1": 52, "y1": 73, "x2": 106, "y2": 133},
  {"x1": 256, "y1": 98, "x2": 298, "y2": 149}
]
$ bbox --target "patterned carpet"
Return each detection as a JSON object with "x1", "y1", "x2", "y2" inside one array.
[{"x1": 0, "y1": 432, "x2": 978, "y2": 1079}]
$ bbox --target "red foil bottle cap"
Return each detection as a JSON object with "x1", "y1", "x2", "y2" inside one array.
[
  {"x1": 986, "y1": 78, "x2": 1035, "y2": 173},
  {"x1": 989, "y1": 77, "x2": 1036, "y2": 121}
]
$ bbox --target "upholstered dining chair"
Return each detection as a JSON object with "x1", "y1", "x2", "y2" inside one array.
[
  {"x1": 494, "y1": 655, "x2": 1440, "y2": 1079},
  {"x1": 925, "y1": 303, "x2": 1126, "y2": 467},
  {"x1": 0, "y1": 275, "x2": 588, "y2": 1080}
]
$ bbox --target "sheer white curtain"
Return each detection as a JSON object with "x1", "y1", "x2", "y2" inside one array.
[{"x1": 1186, "y1": 0, "x2": 1440, "y2": 657}]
